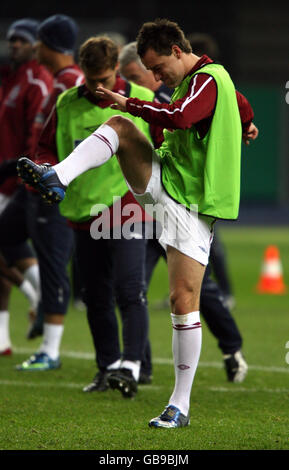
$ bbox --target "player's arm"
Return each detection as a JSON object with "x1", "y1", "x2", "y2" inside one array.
[
  {"x1": 236, "y1": 90, "x2": 259, "y2": 145},
  {"x1": 242, "y1": 122, "x2": 259, "y2": 145},
  {"x1": 96, "y1": 74, "x2": 216, "y2": 130},
  {"x1": 24, "y1": 77, "x2": 51, "y2": 157},
  {"x1": 97, "y1": 81, "x2": 259, "y2": 144}
]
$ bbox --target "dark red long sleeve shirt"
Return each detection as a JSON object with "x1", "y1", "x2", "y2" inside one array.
[
  {"x1": 36, "y1": 61, "x2": 254, "y2": 229},
  {"x1": 0, "y1": 59, "x2": 53, "y2": 195},
  {"x1": 127, "y1": 55, "x2": 254, "y2": 142},
  {"x1": 36, "y1": 76, "x2": 156, "y2": 229},
  {"x1": 33, "y1": 64, "x2": 84, "y2": 150}
]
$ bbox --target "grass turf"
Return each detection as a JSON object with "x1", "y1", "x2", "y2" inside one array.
[{"x1": 0, "y1": 226, "x2": 289, "y2": 451}]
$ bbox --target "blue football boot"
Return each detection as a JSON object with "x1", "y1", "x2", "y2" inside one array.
[
  {"x1": 17, "y1": 157, "x2": 66, "y2": 204},
  {"x1": 16, "y1": 352, "x2": 61, "y2": 371},
  {"x1": 149, "y1": 405, "x2": 190, "y2": 428}
]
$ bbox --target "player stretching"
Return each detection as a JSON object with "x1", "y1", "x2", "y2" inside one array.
[{"x1": 18, "y1": 19, "x2": 258, "y2": 428}]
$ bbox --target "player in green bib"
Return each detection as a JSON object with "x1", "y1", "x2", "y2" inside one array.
[{"x1": 18, "y1": 19, "x2": 258, "y2": 429}]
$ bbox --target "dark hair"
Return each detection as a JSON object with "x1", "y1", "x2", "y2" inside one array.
[
  {"x1": 79, "y1": 36, "x2": 118, "y2": 73},
  {"x1": 136, "y1": 18, "x2": 191, "y2": 57}
]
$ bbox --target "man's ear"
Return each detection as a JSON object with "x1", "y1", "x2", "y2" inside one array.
[{"x1": 172, "y1": 45, "x2": 181, "y2": 58}]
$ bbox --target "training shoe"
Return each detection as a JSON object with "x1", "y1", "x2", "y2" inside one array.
[
  {"x1": 108, "y1": 368, "x2": 138, "y2": 398},
  {"x1": 224, "y1": 350, "x2": 248, "y2": 383},
  {"x1": 138, "y1": 371, "x2": 152, "y2": 385},
  {"x1": 83, "y1": 370, "x2": 110, "y2": 392},
  {"x1": 149, "y1": 405, "x2": 190, "y2": 428},
  {"x1": 0, "y1": 347, "x2": 12, "y2": 356},
  {"x1": 17, "y1": 157, "x2": 66, "y2": 204},
  {"x1": 16, "y1": 352, "x2": 61, "y2": 371}
]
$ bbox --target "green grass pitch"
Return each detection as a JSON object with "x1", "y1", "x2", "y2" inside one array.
[{"x1": 0, "y1": 226, "x2": 289, "y2": 450}]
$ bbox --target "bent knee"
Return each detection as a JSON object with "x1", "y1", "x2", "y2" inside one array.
[
  {"x1": 116, "y1": 285, "x2": 147, "y2": 309},
  {"x1": 106, "y1": 115, "x2": 136, "y2": 136},
  {"x1": 170, "y1": 282, "x2": 200, "y2": 315}
]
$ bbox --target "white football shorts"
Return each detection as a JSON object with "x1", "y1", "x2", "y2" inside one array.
[{"x1": 126, "y1": 151, "x2": 214, "y2": 265}]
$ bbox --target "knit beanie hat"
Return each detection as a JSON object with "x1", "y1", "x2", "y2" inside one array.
[
  {"x1": 7, "y1": 18, "x2": 39, "y2": 44},
  {"x1": 37, "y1": 14, "x2": 78, "y2": 55}
]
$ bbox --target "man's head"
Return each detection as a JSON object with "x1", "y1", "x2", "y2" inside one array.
[
  {"x1": 36, "y1": 14, "x2": 78, "y2": 66},
  {"x1": 119, "y1": 42, "x2": 160, "y2": 91},
  {"x1": 79, "y1": 37, "x2": 119, "y2": 96},
  {"x1": 96, "y1": 31, "x2": 127, "y2": 53},
  {"x1": 136, "y1": 19, "x2": 192, "y2": 88},
  {"x1": 6, "y1": 18, "x2": 39, "y2": 66}
]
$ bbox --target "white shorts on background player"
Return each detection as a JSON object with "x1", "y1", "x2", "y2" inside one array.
[
  {"x1": 127, "y1": 152, "x2": 214, "y2": 266},
  {"x1": 0, "y1": 193, "x2": 11, "y2": 215}
]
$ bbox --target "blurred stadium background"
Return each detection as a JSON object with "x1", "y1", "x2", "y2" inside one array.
[
  {"x1": 0, "y1": 0, "x2": 288, "y2": 451},
  {"x1": 1, "y1": 0, "x2": 288, "y2": 219}
]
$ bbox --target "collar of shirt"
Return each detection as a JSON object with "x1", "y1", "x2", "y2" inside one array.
[
  {"x1": 54, "y1": 64, "x2": 81, "y2": 78},
  {"x1": 186, "y1": 54, "x2": 214, "y2": 79}
]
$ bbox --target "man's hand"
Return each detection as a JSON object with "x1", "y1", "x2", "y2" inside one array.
[
  {"x1": 95, "y1": 87, "x2": 128, "y2": 112},
  {"x1": 242, "y1": 122, "x2": 259, "y2": 145}
]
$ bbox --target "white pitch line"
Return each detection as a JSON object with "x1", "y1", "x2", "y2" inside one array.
[
  {"x1": 12, "y1": 347, "x2": 289, "y2": 374},
  {"x1": 0, "y1": 379, "x2": 288, "y2": 394},
  {"x1": 0, "y1": 379, "x2": 159, "y2": 391},
  {"x1": 209, "y1": 386, "x2": 289, "y2": 394},
  {"x1": 0, "y1": 379, "x2": 80, "y2": 389}
]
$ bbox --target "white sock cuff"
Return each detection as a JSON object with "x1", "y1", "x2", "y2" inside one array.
[
  {"x1": 43, "y1": 323, "x2": 64, "y2": 335},
  {"x1": 24, "y1": 264, "x2": 40, "y2": 289},
  {"x1": 19, "y1": 279, "x2": 38, "y2": 310},
  {"x1": 107, "y1": 359, "x2": 121, "y2": 370},
  {"x1": 0, "y1": 310, "x2": 9, "y2": 319},
  {"x1": 94, "y1": 124, "x2": 119, "y2": 155},
  {"x1": 121, "y1": 360, "x2": 140, "y2": 381},
  {"x1": 39, "y1": 323, "x2": 64, "y2": 359},
  {"x1": 171, "y1": 311, "x2": 201, "y2": 330},
  {"x1": 0, "y1": 311, "x2": 11, "y2": 348}
]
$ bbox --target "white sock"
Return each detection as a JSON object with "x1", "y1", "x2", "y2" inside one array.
[
  {"x1": 121, "y1": 360, "x2": 141, "y2": 382},
  {"x1": 169, "y1": 311, "x2": 202, "y2": 416},
  {"x1": 0, "y1": 310, "x2": 11, "y2": 349},
  {"x1": 107, "y1": 359, "x2": 121, "y2": 370},
  {"x1": 23, "y1": 264, "x2": 41, "y2": 299},
  {"x1": 19, "y1": 279, "x2": 38, "y2": 310},
  {"x1": 39, "y1": 323, "x2": 64, "y2": 360},
  {"x1": 54, "y1": 124, "x2": 119, "y2": 187}
]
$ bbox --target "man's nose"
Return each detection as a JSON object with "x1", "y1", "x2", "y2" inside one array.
[{"x1": 154, "y1": 72, "x2": 161, "y2": 82}]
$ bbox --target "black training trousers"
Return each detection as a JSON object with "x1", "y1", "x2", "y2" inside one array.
[{"x1": 74, "y1": 228, "x2": 149, "y2": 371}]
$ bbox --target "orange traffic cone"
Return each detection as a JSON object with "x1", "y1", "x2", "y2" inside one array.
[{"x1": 256, "y1": 245, "x2": 287, "y2": 294}]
